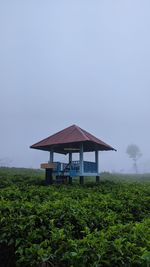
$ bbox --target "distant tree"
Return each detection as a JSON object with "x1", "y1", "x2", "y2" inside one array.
[{"x1": 126, "y1": 144, "x2": 142, "y2": 173}]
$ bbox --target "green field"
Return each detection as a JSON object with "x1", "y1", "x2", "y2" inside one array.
[{"x1": 0, "y1": 168, "x2": 150, "y2": 267}]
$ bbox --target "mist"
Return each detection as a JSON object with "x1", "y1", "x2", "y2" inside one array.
[{"x1": 0, "y1": 0, "x2": 150, "y2": 173}]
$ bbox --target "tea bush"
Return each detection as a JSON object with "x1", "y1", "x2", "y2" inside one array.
[{"x1": 0, "y1": 168, "x2": 150, "y2": 266}]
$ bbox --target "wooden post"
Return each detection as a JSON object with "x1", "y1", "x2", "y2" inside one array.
[
  {"x1": 80, "y1": 176, "x2": 84, "y2": 185},
  {"x1": 95, "y1": 150, "x2": 99, "y2": 174},
  {"x1": 69, "y1": 176, "x2": 72, "y2": 184},
  {"x1": 96, "y1": 176, "x2": 100, "y2": 183},
  {"x1": 69, "y1": 152, "x2": 72, "y2": 163},
  {"x1": 80, "y1": 143, "x2": 84, "y2": 176},
  {"x1": 50, "y1": 149, "x2": 54, "y2": 163},
  {"x1": 46, "y1": 149, "x2": 53, "y2": 185},
  {"x1": 45, "y1": 168, "x2": 53, "y2": 185}
]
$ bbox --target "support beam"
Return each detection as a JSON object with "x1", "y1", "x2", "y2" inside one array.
[
  {"x1": 68, "y1": 176, "x2": 72, "y2": 184},
  {"x1": 80, "y1": 143, "x2": 84, "y2": 176},
  {"x1": 95, "y1": 150, "x2": 99, "y2": 174},
  {"x1": 47, "y1": 149, "x2": 54, "y2": 185},
  {"x1": 69, "y1": 152, "x2": 72, "y2": 163},
  {"x1": 80, "y1": 176, "x2": 84, "y2": 185},
  {"x1": 96, "y1": 176, "x2": 100, "y2": 183},
  {"x1": 49, "y1": 149, "x2": 54, "y2": 163},
  {"x1": 45, "y1": 168, "x2": 53, "y2": 185}
]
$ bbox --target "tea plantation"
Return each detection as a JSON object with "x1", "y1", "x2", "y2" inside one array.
[{"x1": 0, "y1": 168, "x2": 150, "y2": 266}]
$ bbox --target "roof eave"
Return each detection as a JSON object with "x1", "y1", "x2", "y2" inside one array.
[{"x1": 30, "y1": 141, "x2": 117, "y2": 153}]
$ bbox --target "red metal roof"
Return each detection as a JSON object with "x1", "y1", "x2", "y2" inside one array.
[{"x1": 30, "y1": 124, "x2": 116, "y2": 154}]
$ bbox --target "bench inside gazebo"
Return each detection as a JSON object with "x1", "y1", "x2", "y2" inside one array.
[{"x1": 30, "y1": 124, "x2": 116, "y2": 185}]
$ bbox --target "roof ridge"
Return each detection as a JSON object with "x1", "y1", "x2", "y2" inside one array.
[{"x1": 75, "y1": 125, "x2": 90, "y2": 141}]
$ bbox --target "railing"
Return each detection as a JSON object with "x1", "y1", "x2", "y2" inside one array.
[
  {"x1": 84, "y1": 161, "x2": 97, "y2": 173},
  {"x1": 53, "y1": 161, "x2": 97, "y2": 176}
]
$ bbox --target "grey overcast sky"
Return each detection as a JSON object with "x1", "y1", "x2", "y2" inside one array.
[{"x1": 0, "y1": 0, "x2": 150, "y2": 172}]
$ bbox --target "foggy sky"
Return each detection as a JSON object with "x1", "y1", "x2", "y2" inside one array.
[{"x1": 0, "y1": 0, "x2": 150, "y2": 172}]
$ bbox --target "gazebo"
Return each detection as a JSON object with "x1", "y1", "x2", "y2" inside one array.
[{"x1": 30, "y1": 124, "x2": 116, "y2": 184}]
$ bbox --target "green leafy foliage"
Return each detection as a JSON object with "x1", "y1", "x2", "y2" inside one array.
[{"x1": 0, "y1": 168, "x2": 150, "y2": 266}]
